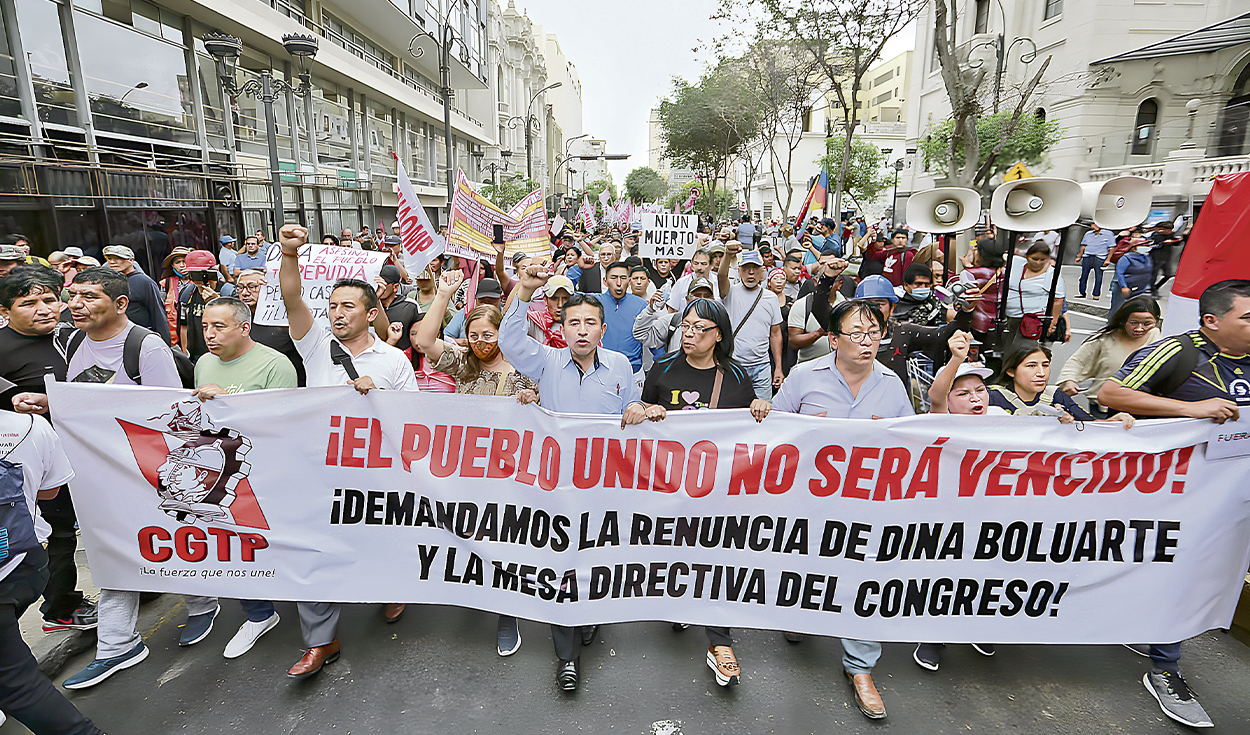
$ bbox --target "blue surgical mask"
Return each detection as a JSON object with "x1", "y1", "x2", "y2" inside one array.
[{"x1": 911, "y1": 287, "x2": 932, "y2": 300}]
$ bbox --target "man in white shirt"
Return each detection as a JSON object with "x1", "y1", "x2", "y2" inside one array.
[
  {"x1": 0, "y1": 410, "x2": 102, "y2": 733},
  {"x1": 276, "y1": 224, "x2": 417, "y2": 681},
  {"x1": 666, "y1": 248, "x2": 720, "y2": 314},
  {"x1": 57, "y1": 268, "x2": 217, "y2": 692},
  {"x1": 717, "y1": 241, "x2": 783, "y2": 399}
]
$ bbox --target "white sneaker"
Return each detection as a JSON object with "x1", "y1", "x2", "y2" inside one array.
[{"x1": 223, "y1": 613, "x2": 279, "y2": 659}]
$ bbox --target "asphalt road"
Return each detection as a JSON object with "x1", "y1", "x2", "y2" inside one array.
[{"x1": 6, "y1": 596, "x2": 1249, "y2": 734}]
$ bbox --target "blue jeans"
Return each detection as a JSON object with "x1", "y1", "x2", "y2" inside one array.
[
  {"x1": 842, "y1": 638, "x2": 881, "y2": 674},
  {"x1": 1078, "y1": 255, "x2": 1104, "y2": 297},
  {"x1": 1150, "y1": 642, "x2": 1181, "y2": 674},
  {"x1": 743, "y1": 361, "x2": 773, "y2": 400},
  {"x1": 240, "y1": 600, "x2": 275, "y2": 622}
]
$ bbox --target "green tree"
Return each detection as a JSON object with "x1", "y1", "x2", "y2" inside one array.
[
  {"x1": 656, "y1": 61, "x2": 762, "y2": 212},
  {"x1": 478, "y1": 173, "x2": 540, "y2": 212},
  {"x1": 817, "y1": 135, "x2": 893, "y2": 213},
  {"x1": 918, "y1": 111, "x2": 1063, "y2": 187},
  {"x1": 664, "y1": 180, "x2": 732, "y2": 219},
  {"x1": 624, "y1": 167, "x2": 669, "y2": 203}
]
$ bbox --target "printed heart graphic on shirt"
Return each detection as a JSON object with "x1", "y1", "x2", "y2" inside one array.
[{"x1": 680, "y1": 391, "x2": 701, "y2": 405}]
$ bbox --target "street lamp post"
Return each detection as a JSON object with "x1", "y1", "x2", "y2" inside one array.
[
  {"x1": 204, "y1": 32, "x2": 318, "y2": 236},
  {"x1": 409, "y1": 2, "x2": 469, "y2": 208},
  {"x1": 890, "y1": 158, "x2": 904, "y2": 229},
  {"x1": 523, "y1": 82, "x2": 561, "y2": 181},
  {"x1": 969, "y1": 0, "x2": 1037, "y2": 113}
]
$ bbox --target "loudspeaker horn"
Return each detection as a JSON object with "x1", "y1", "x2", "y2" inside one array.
[
  {"x1": 1080, "y1": 175, "x2": 1153, "y2": 230},
  {"x1": 905, "y1": 187, "x2": 982, "y2": 233},
  {"x1": 989, "y1": 177, "x2": 1083, "y2": 232}
]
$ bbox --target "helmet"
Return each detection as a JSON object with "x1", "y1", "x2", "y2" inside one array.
[
  {"x1": 854, "y1": 275, "x2": 899, "y2": 303},
  {"x1": 184, "y1": 250, "x2": 218, "y2": 271}
]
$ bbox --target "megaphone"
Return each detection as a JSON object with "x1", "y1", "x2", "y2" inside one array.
[
  {"x1": 905, "y1": 187, "x2": 982, "y2": 233},
  {"x1": 1080, "y1": 175, "x2": 1153, "y2": 230},
  {"x1": 990, "y1": 177, "x2": 1082, "y2": 232}
]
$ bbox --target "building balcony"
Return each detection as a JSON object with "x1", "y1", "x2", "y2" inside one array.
[{"x1": 1090, "y1": 110, "x2": 1250, "y2": 198}]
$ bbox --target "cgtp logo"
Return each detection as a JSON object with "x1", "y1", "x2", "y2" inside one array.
[{"x1": 118, "y1": 401, "x2": 270, "y2": 530}]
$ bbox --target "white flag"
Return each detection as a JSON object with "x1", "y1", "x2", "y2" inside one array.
[{"x1": 394, "y1": 155, "x2": 445, "y2": 276}]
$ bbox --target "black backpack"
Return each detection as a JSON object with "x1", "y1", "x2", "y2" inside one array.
[{"x1": 66, "y1": 326, "x2": 196, "y2": 389}]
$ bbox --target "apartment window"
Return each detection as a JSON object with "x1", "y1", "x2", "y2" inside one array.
[
  {"x1": 974, "y1": 0, "x2": 990, "y2": 34},
  {"x1": 1131, "y1": 99, "x2": 1158, "y2": 156},
  {"x1": 802, "y1": 106, "x2": 812, "y2": 133},
  {"x1": 1043, "y1": 0, "x2": 1062, "y2": 20}
]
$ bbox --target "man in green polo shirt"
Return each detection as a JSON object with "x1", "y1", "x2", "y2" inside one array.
[{"x1": 191, "y1": 296, "x2": 296, "y2": 659}]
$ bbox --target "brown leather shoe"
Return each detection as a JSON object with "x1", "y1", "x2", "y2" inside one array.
[
  {"x1": 383, "y1": 604, "x2": 406, "y2": 624},
  {"x1": 845, "y1": 670, "x2": 886, "y2": 719},
  {"x1": 287, "y1": 639, "x2": 340, "y2": 680},
  {"x1": 706, "y1": 645, "x2": 741, "y2": 686}
]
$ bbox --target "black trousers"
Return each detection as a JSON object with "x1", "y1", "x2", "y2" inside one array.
[
  {"x1": 38, "y1": 486, "x2": 83, "y2": 621},
  {"x1": 1150, "y1": 248, "x2": 1174, "y2": 292},
  {"x1": 0, "y1": 547, "x2": 101, "y2": 735}
]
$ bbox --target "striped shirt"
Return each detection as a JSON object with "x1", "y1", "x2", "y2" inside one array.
[{"x1": 1110, "y1": 330, "x2": 1250, "y2": 406}]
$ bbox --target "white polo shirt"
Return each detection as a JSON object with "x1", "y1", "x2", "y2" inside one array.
[{"x1": 294, "y1": 323, "x2": 418, "y2": 391}]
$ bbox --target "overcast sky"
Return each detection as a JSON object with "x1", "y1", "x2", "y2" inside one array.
[{"x1": 514, "y1": 0, "x2": 916, "y2": 187}]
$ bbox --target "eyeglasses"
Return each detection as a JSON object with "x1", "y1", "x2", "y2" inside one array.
[
  {"x1": 238, "y1": 284, "x2": 263, "y2": 292},
  {"x1": 840, "y1": 329, "x2": 883, "y2": 343},
  {"x1": 679, "y1": 323, "x2": 717, "y2": 335},
  {"x1": 467, "y1": 333, "x2": 498, "y2": 343}
]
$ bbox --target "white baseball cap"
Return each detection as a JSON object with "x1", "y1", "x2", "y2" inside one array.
[{"x1": 954, "y1": 363, "x2": 993, "y2": 382}]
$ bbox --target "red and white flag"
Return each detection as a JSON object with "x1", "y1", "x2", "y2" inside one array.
[
  {"x1": 681, "y1": 188, "x2": 700, "y2": 213},
  {"x1": 579, "y1": 194, "x2": 596, "y2": 230},
  {"x1": 393, "y1": 154, "x2": 445, "y2": 277},
  {"x1": 463, "y1": 259, "x2": 483, "y2": 315}
]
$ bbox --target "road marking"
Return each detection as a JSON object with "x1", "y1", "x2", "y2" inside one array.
[
  {"x1": 1066, "y1": 311, "x2": 1105, "y2": 321},
  {"x1": 1071, "y1": 328, "x2": 1093, "y2": 336}
]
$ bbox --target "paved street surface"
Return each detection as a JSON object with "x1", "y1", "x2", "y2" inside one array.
[
  {"x1": 6, "y1": 261, "x2": 1231, "y2": 735},
  {"x1": 4, "y1": 598, "x2": 1249, "y2": 734}
]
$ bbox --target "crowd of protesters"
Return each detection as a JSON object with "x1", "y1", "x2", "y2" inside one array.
[{"x1": 0, "y1": 204, "x2": 1242, "y2": 734}]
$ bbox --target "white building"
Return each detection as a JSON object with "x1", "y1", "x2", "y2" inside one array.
[
  {"x1": 484, "y1": 0, "x2": 552, "y2": 191},
  {"x1": 537, "y1": 29, "x2": 583, "y2": 199},
  {"x1": 902, "y1": 0, "x2": 1249, "y2": 215}
]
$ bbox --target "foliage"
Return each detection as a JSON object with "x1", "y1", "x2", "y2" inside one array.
[
  {"x1": 742, "y1": 0, "x2": 925, "y2": 214},
  {"x1": 655, "y1": 61, "x2": 763, "y2": 204},
  {"x1": 584, "y1": 179, "x2": 618, "y2": 214},
  {"x1": 478, "y1": 173, "x2": 539, "y2": 212},
  {"x1": 663, "y1": 180, "x2": 733, "y2": 219},
  {"x1": 624, "y1": 167, "x2": 669, "y2": 203},
  {"x1": 817, "y1": 135, "x2": 893, "y2": 212},
  {"x1": 918, "y1": 112, "x2": 1063, "y2": 186}
]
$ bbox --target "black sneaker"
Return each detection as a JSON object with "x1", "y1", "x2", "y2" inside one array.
[
  {"x1": 913, "y1": 643, "x2": 943, "y2": 671},
  {"x1": 42, "y1": 601, "x2": 98, "y2": 632}
]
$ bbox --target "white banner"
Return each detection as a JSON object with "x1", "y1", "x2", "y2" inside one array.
[
  {"x1": 395, "y1": 156, "x2": 446, "y2": 276},
  {"x1": 638, "y1": 213, "x2": 698, "y2": 259},
  {"x1": 254, "y1": 245, "x2": 389, "y2": 326},
  {"x1": 47, "y1": 382, "x2": 1250, "y2": 644}
]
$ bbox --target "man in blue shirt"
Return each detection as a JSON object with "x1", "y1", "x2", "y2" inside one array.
[
  {"x1": 600, "y1": 261, "x2": 647, "y2": 376},
  {"x1": 231, "y1": 235, "x2": 267, "y2": 276},
  {"x1": 736, "y1": 214, "x2": 756, "y2": 248},
  {"x1": 499, "y1": 263, "x2": 640, "y2": 694},
  {"x1": 1076, "y1": 224, "x2": 1115, "y2": 301},
  {"x1": 760, "y1": 299, "x2": 912, "y2": 722}
]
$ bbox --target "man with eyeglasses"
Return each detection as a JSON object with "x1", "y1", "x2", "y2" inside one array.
[
  {"x1": 758, "y1": 299, "x2": 913, "y2": 721},
  {"x1": 235, "y1": 270, "x2": 305, "y2": 386}
]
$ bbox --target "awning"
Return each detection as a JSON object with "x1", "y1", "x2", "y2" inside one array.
[{"x1": 1092, "y1": 12, "x2": 1250, "y2": 65}]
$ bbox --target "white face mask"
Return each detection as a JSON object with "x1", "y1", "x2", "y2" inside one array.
[
  {"x1": 1134, "y1": 246, "x2": 1151, "y2": 255},
  {"x1": 910, "y1": 287, "x2": 932, "y2": 300}
]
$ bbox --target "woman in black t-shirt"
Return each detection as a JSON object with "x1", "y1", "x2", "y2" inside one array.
[{"x1": 621, "y1": 297, "x2": 768, "y2": 690}]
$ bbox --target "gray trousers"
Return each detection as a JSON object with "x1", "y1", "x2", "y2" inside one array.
[
  {"x1": 706, "y1": 626, "x2": 732, "y2": 647},
  {"x1": 296, "y1": 602, "x2": 340, "y2": 648},
  {"x1": 97, "y1": 589, "x2": 217, "y2": 659},
  {"x1": 551, "y1": 624, "x2": 597, "y2": 661},
  {"x1": 842, "y1": 638, "x2": 881, "y2": 674}
]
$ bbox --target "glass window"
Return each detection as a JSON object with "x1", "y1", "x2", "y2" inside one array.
[
  {"x1": 197, "y1": 51, "x2": 228, "y2": 150},
  {"x1": 974, "y1": 0, "x2": 989, "y2": 34},
  {"x1": 1131, "y1": 98, "x2": 1158, "y2": 156},
  {"x1": 0, "y1": 2, "x2": 24, "y2": 119},
  {"x1": 1043, "y1": 0, "x2": 1062, "y2": 20},
  {"x1": 73, "y1": 10, "x2": 196, "y2": 145},
  {"x1": 15, "y1": 0, "x2": 77, "y2": 127}
]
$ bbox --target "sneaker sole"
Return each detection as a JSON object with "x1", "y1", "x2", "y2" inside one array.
[
  {"x1": 223, "y1": 614, "x2": 280, "y2": 659},
  {"x1": 705, "y1": 650, "x2": 739, "y2": 687},
  {"x1": 63, "y1": 645, "x2": 149, "y2": 690},
  {"x1": 178, "y1": 608, "x2": 220, "y2": 647},
  {"x1": 1142, "y1": 674, "x2": 1214, "y2": 728},
  {"x1": 971, "y1": 644, "x2": 995, "y2": 656},
  {"x1": 42, "y1": 621, "x2": 98, "y2": 632},
  {"x1": 913, "y1": 647, "x2": 939, "y2": 671}
]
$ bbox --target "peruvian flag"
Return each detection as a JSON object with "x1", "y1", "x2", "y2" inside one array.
[
  {"x1": 578, "y1": 194, "x2": 595, "y2": 230},
  {"x1": 392, "y1": 153, "x2": 445, "y2": 276},
  {"x1": 1161, "y1": 172, "x2": 1250, "y2": 336}
]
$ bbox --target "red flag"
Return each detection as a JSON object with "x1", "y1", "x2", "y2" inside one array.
[{"x1": 463, "y1": 259, "x2": 483, "y2": 315}]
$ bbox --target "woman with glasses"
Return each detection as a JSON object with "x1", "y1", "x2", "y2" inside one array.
[
  {"x1": 621, "y1": 297, "x2": 769, "y2": 689},
  {"x1": 411, "y1": 269, "x2": 538, "y2": 656},
  {"x1": 1057, "y1": 296, "x2": 1161, "y2": 417}
]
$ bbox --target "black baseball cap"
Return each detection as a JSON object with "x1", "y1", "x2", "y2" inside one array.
[
  {"x1": 379, "y1": 264, "x2": 403, "y2": 284},
  {"x1": 476, "y1": 278, "x2": 503, "y2": 299}
]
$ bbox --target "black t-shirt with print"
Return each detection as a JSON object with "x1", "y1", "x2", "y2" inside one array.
[
  {"x1": 641, "y1": 354, "x2": 756, "y2": 411},
  {"x1": 0, "y1": 324, "x2": 71, "y2": 411}
]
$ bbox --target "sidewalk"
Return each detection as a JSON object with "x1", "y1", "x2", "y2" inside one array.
[{"x1": 20, "y1": 548, "x2": 97, "y2": 679}]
